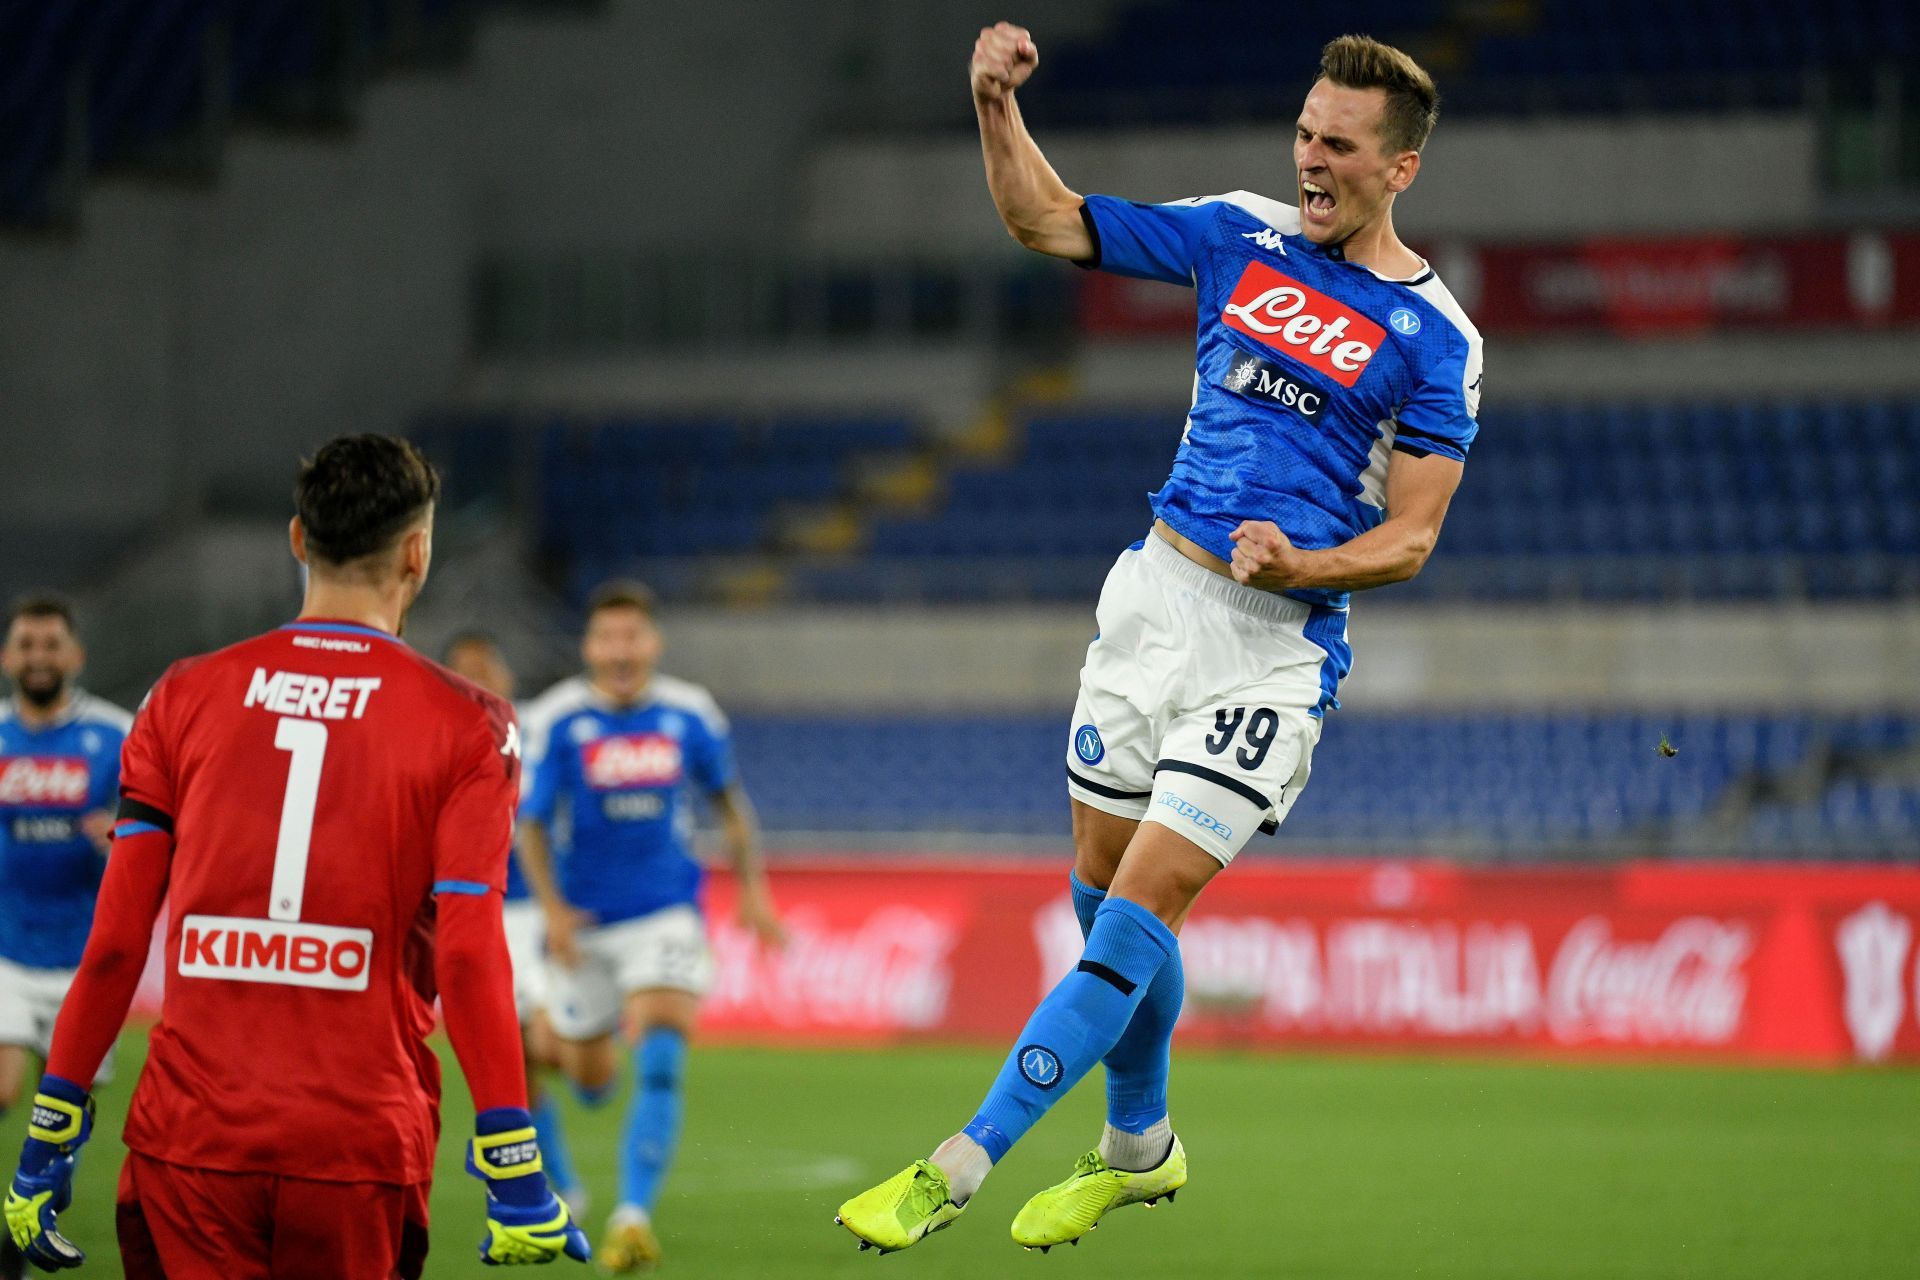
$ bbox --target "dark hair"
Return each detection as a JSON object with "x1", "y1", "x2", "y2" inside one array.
[
  {"x1": 1318, "y1": 34, "x2": 1440, "y2": 154},
  {"x1": 586, "y1": 579, "x2": 657, "y2": 620},
  {"x1": 442, "y1": 629, "x2": 500, "y2": 661},
  {"x1": 6, "y1": 592, "x2": 76, "y2": 636},
  {"x1": 295, "y1": 435, "x2": 440, "y2": 566}
]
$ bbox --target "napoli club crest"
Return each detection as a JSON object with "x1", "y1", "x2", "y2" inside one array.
[
  {"x1": 1074, "y1": 724, "x2": 1105, "y2": 766},
  {"x1": 1018, "y1": 1044, "x2": 1064, "y2": 1089}
]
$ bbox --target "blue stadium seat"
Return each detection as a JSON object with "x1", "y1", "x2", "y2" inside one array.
[{"x1": 728, "y1": 710, "x2": 1913, "y2": 853}]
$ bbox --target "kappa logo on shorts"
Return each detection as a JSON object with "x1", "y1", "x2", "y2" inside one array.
[
  {"x1": 1074, "y1": 724, "x2": 1105, "y2": 766},
  {"x1": 1018, "y1": 1044, "x2": 1064, "y2": 1089},
  {"x1": 1156, "y1": 792, "x2": 1233, "y2": 841}
]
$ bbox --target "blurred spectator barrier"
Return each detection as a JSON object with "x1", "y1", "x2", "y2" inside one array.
[{"x1": 1081, "y1": 231, "x2": 1920, "y2": 337}]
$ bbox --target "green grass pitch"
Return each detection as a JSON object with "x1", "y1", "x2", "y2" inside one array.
[{"x1": 6, "y1": 1035, "x2": 1917, "y2": 1278}]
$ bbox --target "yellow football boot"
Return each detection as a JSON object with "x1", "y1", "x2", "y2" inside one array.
[
  {"x1": 1010, "y1": 1135, "x2": 1186, "y2": 1251},
  {"x1": 595, "y1": 1213, "x2": 662, "y2": 1273},
  {"x1": 834, "y1": 1159, "x2": 966, "y2": 1254}
]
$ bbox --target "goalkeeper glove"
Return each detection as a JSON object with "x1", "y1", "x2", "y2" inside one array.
[
  {"x1": 4, "y1": 1076, "x2": 93, "y2": 1272},
  {"x1": 466, "y1": 1107, "x2": 590, "y2": 1266}
]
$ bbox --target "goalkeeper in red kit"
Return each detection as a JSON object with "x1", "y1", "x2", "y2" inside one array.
[{"x1": 3, "y1": 435, "x2": 588, "y2": 1277}]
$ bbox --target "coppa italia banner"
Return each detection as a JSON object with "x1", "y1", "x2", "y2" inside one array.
[
  {"x1": 1078, "y1": 232, "x2": 1920, "y2": 336},
  {"x1": 701, "y1": 860, "x2": 1920, "y2": 1065}
]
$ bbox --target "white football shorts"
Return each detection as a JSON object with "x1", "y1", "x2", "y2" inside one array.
[
  {"x1": 544, "y1": 905, "x2": 713, "y2": 1041},
  {"x1": 500, "y1": 899, "x2": 548, "y2": 1024},
  {"x1": 1066, "y1": 531, "x2": 1332, "y2": 866},
  {"x1": 0, "y1": 955, "x2": 116, "y2": 1085}
]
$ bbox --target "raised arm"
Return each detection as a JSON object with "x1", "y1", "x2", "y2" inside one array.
[
  {"x1": 972, "y1": 22, "x2": 1092, "y2": 260},
  {"x1": 1228, "y1": 448, "x2": 1464, "y2": 593}
]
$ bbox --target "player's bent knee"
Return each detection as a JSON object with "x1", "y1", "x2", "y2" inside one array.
[
  {"x1": 637, "y1": 1026, "x2": 686, "y2": 1092},
  {"x1": 1109, "y1": 821, "x2": 1232, "y2": 928},
  {"x1": 1070, "y1": 800, "x2": 1134, "y2": 891},
  {"x1": 0, "y1": 1045, "x2": 27, "y2": 1110},
  {"x1": 562, "y1": 1037, "x2": 620, "y2": 1103}
]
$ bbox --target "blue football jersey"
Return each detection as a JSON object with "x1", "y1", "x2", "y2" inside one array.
[
  {"x1": 0, "y1": 692, "x2": 133, "y2": 968},
  {"x1": 520, "y1": 675, "x2": 736, "y2": 926},
  {"x1": 1082, "y1": 190, "x2": 1484, "y2": 710},
  {"x1": 501, "y1": 696, "x2": 533, "y2": 903}
]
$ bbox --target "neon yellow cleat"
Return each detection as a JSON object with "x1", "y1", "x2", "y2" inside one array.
[
  {"x1": 1010, "y1": 1135, "x2": 1187, "y2": 1251},
  {"x1": 834, "y1": 1159, "x2": 966, "y2": 1254},
  {"x1": 595, "y1": 1215, "x2": 662, "y2": 1274}
]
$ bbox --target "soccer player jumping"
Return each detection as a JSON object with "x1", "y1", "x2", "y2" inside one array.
[
  {"x1": 4, "y1": 436, "x2": 588, "y2": 1276},
  {"x1": 838, "y1": 27, "x2": 1482, "y2": 1254}
]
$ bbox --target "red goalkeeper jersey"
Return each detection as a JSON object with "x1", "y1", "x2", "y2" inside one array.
[{"x1": 104, "y1": 619, "x2": 522, "y2": 1185}]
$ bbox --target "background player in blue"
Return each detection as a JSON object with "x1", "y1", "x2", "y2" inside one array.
[
  {"x1": 838, "y1": 29, "x2": 1483, "y2": 1255},
  {"x1": 442, "y1": 631, "x2": 587, "y2": 1219},
  {"x1": 516, "y1": 580, "x2": 787, "y2": 1273},
  {"x1": 0, "y1": 594, "x2": 130, "y2": 1280}
]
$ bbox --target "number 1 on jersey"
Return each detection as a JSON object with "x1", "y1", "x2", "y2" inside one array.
[{"x1": 271, "y1": 717, "x2": 327, "y2": 921}]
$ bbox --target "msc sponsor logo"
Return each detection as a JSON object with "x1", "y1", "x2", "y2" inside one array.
[
  {"x1": 1221, "y1": 261, "x2": 1385, "y2": 386},
  {"x1": 1241, "y1": 227, "x2": 1288, "y2": 255},
  {"x1": 1155, "y1": 791, "x2": 1233, "y2": 841},
  {"x1": 178, "y1": 914, "x2": 373, "y2": 992},
  {"x1": 1220, "y1": 353, "x2": 1324, "y2": 420},
  {"x1": 1074, "y1": 724, "x2": 1105, "y2": 766},
  {"x1": 0, "y1": 756, "x2": 89, "y2": 806},
  {"x1": 604, "y1": 791, "x2": 668, "y2": 822},
  {"x1": 11, "y1": 815, "x2": 77, "y2": 843},
  {"x1": 244, "y1": 669, "x2": 382, "y2": 721},
  {"x1": 584, "y1": 733, "x2": 684, "y2": 789},
  {"x1": 1388, "y1": 307, "x2": 1422, "y2": 336},
  {"x1": 1018, "y1": 1043, "x2": 1064, "y2": 1089}
]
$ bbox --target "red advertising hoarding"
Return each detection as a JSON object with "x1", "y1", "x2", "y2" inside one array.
[
  {"x1": 1079, "y1": 232, "x2": 1920, "y2": 336},
  {"x1": 700, "y1": 860, "x2": 1920, "y2": 1066}
]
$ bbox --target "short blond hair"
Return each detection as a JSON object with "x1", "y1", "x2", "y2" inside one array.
[{"x1": 1317, "y1": 34, "x2": 1440, "y2": 155}]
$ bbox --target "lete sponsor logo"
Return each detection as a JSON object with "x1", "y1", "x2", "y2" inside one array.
[
  {"x1": 1835, "y1": 901, "x2": 1913, "y2": 1062},
  {"x1": 707, "y1": 906, "x2": 959, "y2": 1030},
  {"x1": 583, "y1": 732, "x2": 683, "y2": 788},
  {"x1": 0, "y1": 756, "x2": 90, "y2": 806},
  {"x1": 1221, "y1": 261, "x2": 1385, "y2": 386},
  {"x1": 1545, "y1": 916, "x2": 1752, "y2": 1046}
]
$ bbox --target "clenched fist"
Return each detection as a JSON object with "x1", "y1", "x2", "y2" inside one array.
[
  {"x1": 972, "y1": 22, "x2": 1038, "y2": 103},
  {"x1": 1229, "y1": 520, "x2": 1309, "y2": 589}
]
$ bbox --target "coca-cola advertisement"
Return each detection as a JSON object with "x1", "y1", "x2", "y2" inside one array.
[
  {"x1": 700, "y1": 859, "x2": 1920, "y2": 1065},
  {"x1": 1079, "y1": 232, "x2": 1920, "y2": 337}
]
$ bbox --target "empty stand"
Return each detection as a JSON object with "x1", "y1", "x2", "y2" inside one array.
[{"x1": 730, "y1": 710, "x2": 1916, "y2": 857}]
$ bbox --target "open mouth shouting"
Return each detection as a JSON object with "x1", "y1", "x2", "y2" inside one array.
[{"x1": 1300, "y1": 177, "x2": 1336, "y2": 227}]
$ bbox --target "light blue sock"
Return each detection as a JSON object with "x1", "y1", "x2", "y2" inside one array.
[
  {"x1": 619, "y1": 1027, "x2": 686, "y2": 1213},
  {"x1": 962, "y1": 897, "x2": 1177, "y2": 1161},
  {"x1": 573, "y1": 1078, "x2": 615, "y2": 1109},
  {"x1": 530, "y1": 1088, "x2": 581, "y2": 1197},
  {"x1": 1070, "y1": 871, "x2": 1184, "y2": 1133}
]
